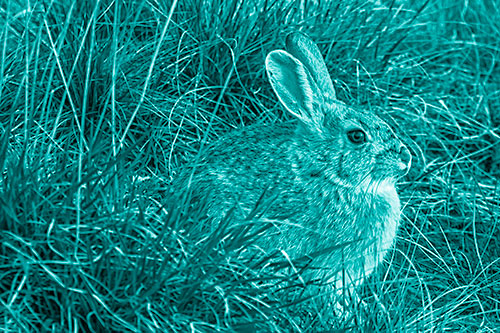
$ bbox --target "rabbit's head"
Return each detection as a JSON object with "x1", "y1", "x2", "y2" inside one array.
[{"x1": 266, "y1": 33, "x2": 411, "y2": 191}]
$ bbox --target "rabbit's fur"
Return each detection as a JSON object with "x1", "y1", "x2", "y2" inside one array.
[{"x1": 175, "y1": 33, "x2": 411, "y2": 294}]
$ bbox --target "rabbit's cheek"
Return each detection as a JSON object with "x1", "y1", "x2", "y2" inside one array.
[{"x1": 338, "y1": 149, "x2": 370, "y2": 181}]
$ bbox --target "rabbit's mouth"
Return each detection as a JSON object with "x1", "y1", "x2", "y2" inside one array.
[
  {"x1": 397, "y1": 145, "x2": 412, "y2": 176},
  {"x1": 398, "y1": 160, "x2": 411, "y2": 177}
]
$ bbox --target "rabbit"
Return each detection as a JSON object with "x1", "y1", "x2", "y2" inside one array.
[{"x1": 175, "y1": 32, "x2": 411, "y2": 297}]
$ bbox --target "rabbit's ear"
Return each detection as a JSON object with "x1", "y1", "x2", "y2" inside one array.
[
  {"x1": 266, "y1": 50, "x2": 324, "y2": 128},
  {"x1": 285, "y1": 32, "x2": 336, "y2": 101}
]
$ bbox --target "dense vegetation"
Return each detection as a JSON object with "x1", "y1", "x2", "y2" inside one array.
[{"x1": 1, "y1": 0, "x2": 499, "y2": 331}]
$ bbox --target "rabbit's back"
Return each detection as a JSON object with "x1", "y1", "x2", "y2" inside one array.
[{"x1": 177, "y1": 123, "x2": 295, "y2": 217}]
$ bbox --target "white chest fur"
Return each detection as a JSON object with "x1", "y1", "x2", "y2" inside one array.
[{"x1": 361, "y1": 179, "x2": 401, "y2": 278}]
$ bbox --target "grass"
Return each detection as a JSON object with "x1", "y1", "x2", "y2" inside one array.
[{"x1": 1, "y1": 0, "x2": 499, "y2": 331}]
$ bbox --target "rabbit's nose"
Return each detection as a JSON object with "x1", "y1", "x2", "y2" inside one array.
[{"x1": 398, "y1": 144, "x2": 412, "y2": 176}]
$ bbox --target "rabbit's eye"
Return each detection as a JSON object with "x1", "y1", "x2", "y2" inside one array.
[{"x1": 346, "y1": 129, "x2": 367, "y2": 144}]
